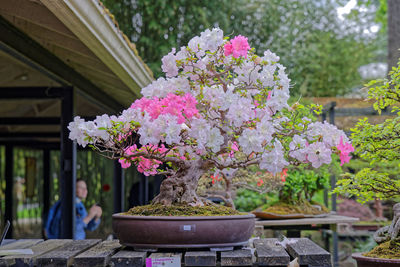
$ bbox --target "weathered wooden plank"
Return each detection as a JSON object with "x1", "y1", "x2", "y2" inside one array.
[
  {"x1": 254, "y1": 238, "x2": 290, "y2": 266},
  {"x1": 74, "y1": 240, "x2": 121, "y2": 267},
  {"x1": 110, "y1": 250, "x2": 146, "y2": 267},
  {"x1": 221, "y1": 249, "x2": 252, "y2": 266},
  {"x1": 0, "y1": 239, "x2": 71, "y2": 267},
  {"x1": 286, "y1": 238, "x2": 331, "y2": 267},
  {"x1": 0, "y1": 240, "x2": 43, "y2": 251},
  {"x1": 185, "y1": 251, "x2": 216, "y2": 266},
  {"x1": 0, "y1": 240, "x2": 16, "y2": 246},
  {"x1": 36, "y1": 239, "x2": 101, "y2": 267}
]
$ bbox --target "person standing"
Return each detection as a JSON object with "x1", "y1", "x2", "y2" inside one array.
[{"x1": 45, "y1": 179, "x2": 102, "y2": 239}]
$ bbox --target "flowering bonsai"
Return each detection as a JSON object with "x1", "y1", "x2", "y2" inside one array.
[
  {"x1": 334, "y1": 60, "x2": 400, "y2": 259},
  {"x1": 68, "y1": 28, "x2": 352, "y2": 211}
]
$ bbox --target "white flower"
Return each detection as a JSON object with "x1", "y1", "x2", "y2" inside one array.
[
  {"x1": 238, "y1": 128, "x2": 264, "y2": 155},
  {"x1": 138, "y1": 120, "x2": 162, "y2": 145},
  {"x1": 161, "y1": 48, "x2": 178, "y2": 77},
  {"x1": 267, "y1": 89, "x2": 289, "y2": 113},
  {"x1": 256, "y1": 118, "x2": 274, "y2": 142},
  {"x1": 200, "y1": 28, "x2": 224, "y2": 52},
  {"x1": 188, "y1": 36, "x2": 205, "y2": 57},
  {"x1": 306, "y1": 142, "x2": 332, "y2": 168},
  {"x1": 307, "y1": 122, "x2": 348, "y2": 147},
  {"x1": 260, "y1": 141, "x2": 288, "y2": 174},
  {"x1": 206, "y1": 127, "x2": 224, "y2": 153},
  {"x1": 162, "y1": 116, "x2": 181, "y2": 145},
  {"x1": 68, "y1": 116, "x2": 89, "y2": 147},
  {"x1": 262, "y1": 50, "x2": 280, "y2": 62},
  {"x1": 226, "y1": 97, "x2": 254, "y2": 127},
  {"x1": 260, "y1": 64, "x2": 277, "y2": 87}
]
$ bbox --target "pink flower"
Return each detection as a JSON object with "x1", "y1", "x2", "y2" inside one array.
[
  {"x1": 337, "y1": 136, "x2": 354, "y2": 166},
  {"x1": 224, "y1": 42, "x2": 233, "y2": 56},
  {"x1": 130, "y1": 93, "x2": 198, "y2": 124},
  {"x1": 229, "y1": 141, "x2": 239, "y2": 158},
  {"x1": 224, "y1": 35, "x2": 251, "y2": 58},
  {"x1": 118, "y1": 158, "x2": 131, "y2": 168}
]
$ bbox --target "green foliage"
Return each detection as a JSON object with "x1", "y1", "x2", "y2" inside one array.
[
  {"x1": 279, "y1": 168, "x2": 330, "y2": 204},
  {"x1": 234, "y1": 189, "x2": 268, "y2": 212},
  {"x1": 102, "y1": 0, "x2": 382, "y2": 96},
  {"x1": 102, "y1": 0, "x2": 231, "y2": 77},
  {"x1": 334, "y1": 59, "x2": 400, "y2": 202}
]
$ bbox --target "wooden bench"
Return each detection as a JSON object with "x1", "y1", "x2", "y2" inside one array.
[{"x1": 0, "y1": 238, "x2": 331, "y2": 266}]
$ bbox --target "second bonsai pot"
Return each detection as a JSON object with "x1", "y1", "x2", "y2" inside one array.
[
  {"x1": 112, "y1": 213, "x2": 255, "y2": 249},
  {"x1": 352, "y1": 253, "x2": 400, "y2": 267}
]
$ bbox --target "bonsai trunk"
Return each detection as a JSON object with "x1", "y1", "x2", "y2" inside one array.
[
  {"x1": 374, "y1": 203, "x2": 400, "y2": 243},
  {"x1": 152, "y1": 159, "x2": 206, "y2": 206}
]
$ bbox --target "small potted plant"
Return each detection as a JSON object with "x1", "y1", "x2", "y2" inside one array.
[
  {"x1": 334, "y1": 59, "x2": 400, "y2": 265},
  {"x1": 255, "y1": 167, "x2": 332, "y2": 219},
  {"x1": 68, "y1": 28, "x2": 352, "y2": 249}
]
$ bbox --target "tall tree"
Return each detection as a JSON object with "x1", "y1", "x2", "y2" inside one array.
[
  {"x1": 102, "y1": 0, "x2": 232, "y2": 77},
  {"x1": 388, "y1": 0, "x2": 400, "y2": 71}
]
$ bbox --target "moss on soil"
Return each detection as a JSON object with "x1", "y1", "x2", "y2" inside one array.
[
  {"x1": 364, "y1": 239, "x2": 400, "y2": 259},
  {"x1": 124, "y1": 203, "x2": 244, "y2": 216},
  {"x1": 263, "y1": 200, "x2": 329, "y2": 215}
]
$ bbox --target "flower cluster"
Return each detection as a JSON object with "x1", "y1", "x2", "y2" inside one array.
[{"x1": 68, "y1": 28, "x2": 352, "y2": 180}]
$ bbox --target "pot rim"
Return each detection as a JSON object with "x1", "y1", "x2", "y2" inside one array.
[
  {"x1": 352, "y1": 252, "x2": 400, "y2": 263},
  {"x1": 112, "y1": 212, "x2": 255, "y2": 221}
]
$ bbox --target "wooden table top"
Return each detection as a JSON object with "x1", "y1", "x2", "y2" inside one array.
[
  {"x1": 0, "y1": 237, "x2": 331, "y2": 267},
  {"x1": 255, "y1": 214, "x2": 359, "y2": 226}
]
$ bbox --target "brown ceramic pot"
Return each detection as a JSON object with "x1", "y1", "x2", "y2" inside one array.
[
  {"x1": 112, "y1": 213, "x2": 255, "y2": 249},
  {"x1": 352, "y1": 253, "x2": 400, "y2": 267}
]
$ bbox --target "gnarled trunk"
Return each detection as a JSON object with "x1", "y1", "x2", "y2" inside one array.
[
  {"x1": 152, "y1": 159, "x2": 206, "y2": 206},
  {"x1": 374, "y1": 203, "x2": 400, "y2": 243}
]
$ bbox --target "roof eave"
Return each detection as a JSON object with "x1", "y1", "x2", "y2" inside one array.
[{"x1": 41, "y1": 0, "x2": 153, "y2": 98}]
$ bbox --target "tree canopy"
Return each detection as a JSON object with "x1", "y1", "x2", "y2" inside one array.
[{"x1": 103, "y1": 0, "x2": 384, "y2": 97}]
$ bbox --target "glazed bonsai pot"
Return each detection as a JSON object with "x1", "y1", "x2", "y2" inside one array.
[
  {"x1": 112, "y1": 213, "x2": 255, "y2": 249},
  {"x1": 352, "y1": 253, "x2": 400, "y2": 267}
]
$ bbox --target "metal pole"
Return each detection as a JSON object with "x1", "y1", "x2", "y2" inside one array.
[
  {"x1": 328, "y1": 102, "x2": 338, "y2": 267},
  {"x1": 42, "y1": 149, "x2": 50, "y2": 230},
  {"x1": 113, "y1": 160, "x2": 124, "y2": 214},
  {"x1": 60, "y1": 87, "x2": 76, "y2": 239},
  {"x1": 329, "y1": 102, "x2": 337, "y2": 212},
  {"x1": 4, "y1": 145, "x2": 13, "y2": 238}
]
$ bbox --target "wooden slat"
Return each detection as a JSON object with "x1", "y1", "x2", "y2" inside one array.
[
  {"x1": 110, "y1": 250, "x2": 146, "y2": 267},
  {"x1": 1, "y1": 14, "x2": 93, "y2": 57},
  {"x1": 0, "y1": 0, "x2": 75, "y2": 36},
  {"x1": 0, "y1": 240, "x2": 16, "y2": 246},
  {"x1": 185, "y1": 251, "x2": 216, "y2": 266},
  {"x1": 73, "y1": 240, "x2": 122, "y2": 267},
  {"x1": 255, "y1": 215, "x2": 359, "y2": 226},
  {"x1": 221, "y1": 249, "x2": 252, "y2": 266},
  {"x1": 286, "y1": 238, "x2": 331, "y2": 267},
  {"x1": 36, "y1": 239, "x2": 101, "y2": 267},
  {"x1": 0, "y1": 239, "x2": 43, "y2": 250},
  {"x1": 254, "y1": 238, "x2": 290, "y2": 266},
  {"x1": 0, "y1": 239, "x2": 71, "y2": 267}
]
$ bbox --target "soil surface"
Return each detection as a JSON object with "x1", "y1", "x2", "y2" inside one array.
[
  {"x1": 124, "y1": 203, "x2": 244, "y2": 216},
  {"x1": 263, "y1": 201, "x2": 329, "y2": 215},
  {"x1": 364, "y1": 239, "x2": 400, "y2": 259}
]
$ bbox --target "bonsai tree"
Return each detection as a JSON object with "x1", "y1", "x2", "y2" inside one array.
[
  {"x1": 68, "y1": 28, "x2": 352, "y2": 209},
  {"x1": 334, "y1": 59, "x2": 400, "y2": 252}
]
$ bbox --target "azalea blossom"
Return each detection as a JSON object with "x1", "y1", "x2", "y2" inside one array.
[{"x1": 337, "y1": 136, "x2": 354, "y2": 165}]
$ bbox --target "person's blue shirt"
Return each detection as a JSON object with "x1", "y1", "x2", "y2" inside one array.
[{"x1": 45, "y1": 198, "x2": 100, "y2": 239}]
